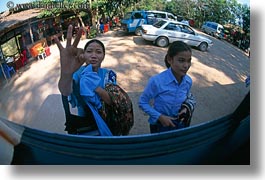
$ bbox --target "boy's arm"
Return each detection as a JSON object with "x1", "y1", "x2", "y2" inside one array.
[{"x1": 182, "y1": 92, "x2": 196, "y2": 114}]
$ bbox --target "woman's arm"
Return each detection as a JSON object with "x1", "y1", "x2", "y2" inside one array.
[
  {"x1": 80, "y1": 68, "x2": 112, "y2": 106},
  {"x1": 138, "y1": 77, "x2": 162, "y2": 124},
  {"x1": 93, "y1": 69, "x2": 117, "y2": 105},
  {"x1": 58, "y1": 73, "x2": 73, "y2": 96},
  {"x1": 55, "y1": 25, "x2": 85, "y2": 96},
  {"x1": 95, "y1": 87, "x2": 112, "y2": 105}
]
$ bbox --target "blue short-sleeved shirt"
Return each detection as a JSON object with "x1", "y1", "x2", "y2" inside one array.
[{"x1": 69, "y1": 64, "x2": 116, "y2": 116}]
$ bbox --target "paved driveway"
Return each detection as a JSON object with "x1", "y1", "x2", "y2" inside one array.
[{"x1": 0, "y1": 29, "x2": 250, "y2": 135}]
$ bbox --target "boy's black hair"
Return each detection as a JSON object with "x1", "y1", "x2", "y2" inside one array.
[{"x1": 164, "y1": 41, "x2": 191, "y2": 68}]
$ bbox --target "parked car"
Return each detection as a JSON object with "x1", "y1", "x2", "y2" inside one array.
[
  {"x1": 146, "y1": 10, "x2": 177, "y2": 21},
  {"x1": 201, "y1": 21, "x2": 225, "y2": 39},
  {"x1": 141, "y1": 19, "x2": 213, "y2": 51},
  {"x1": 121, "y1": 10, "x2": 177, "y2": 35}
]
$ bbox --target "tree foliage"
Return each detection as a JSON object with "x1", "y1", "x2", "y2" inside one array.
[
  {"x1": 95, "y1": 0, "x2": 141, "y2": 22},
  {"x1": 34, "y1": 0, "x2": 141, "y2": 25},
  {"x1": 147, "y1": 0, "x2": 249, "y2": 34},
  {"x1": 33, "y1": 0, "x2": 250, "y2": 34}
]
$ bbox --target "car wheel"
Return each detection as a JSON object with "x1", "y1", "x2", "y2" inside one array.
[
  {"x1": 199, "y1": 42, "x2": 208, "y2": 52},
  {"x1": 135, "y1": 27, "x2": 142, "y2": 36},
  {"x1": 156, "y1": 37, "x2": 169, "y2": 47}
]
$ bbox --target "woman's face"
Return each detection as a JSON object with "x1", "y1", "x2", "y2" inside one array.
[
  {"x1": 167, "y1": 50, "x2": 192, "y2": 82},
  {"x1": 84, "y1": 42, "x2": 105, "y2": 71}
]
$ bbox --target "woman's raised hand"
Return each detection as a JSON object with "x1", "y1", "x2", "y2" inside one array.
[
  {"x1": 55, "y1": 25, "x2": 85, "y2": 96},
  {"x1": 55, "y1": 25, "x2": 85, "y2": 75}
]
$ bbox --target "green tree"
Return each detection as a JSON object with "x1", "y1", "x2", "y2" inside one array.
[
  {"x1": 35, "y1": 0, "x2": 140, "y2": 26},
  {"x1": 240, "y1": 4, "x2": 250, "y2": 35},
  {"x1": 94, "y1": 0, "x2": 141, "y2": 23},
  {"x1": 34, "y1": 0, "x2": 249, "y2": 35},
  {"x1": 35, "y1": 0, "x2": 89, "y2": 28}
]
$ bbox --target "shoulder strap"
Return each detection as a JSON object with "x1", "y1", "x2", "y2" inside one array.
[
  {"x1": 60, "y1": 80, "x2": 86, "y2": 117},
  {"x1": 61, "y1": 95, "x2": 71, "y2": 116}
]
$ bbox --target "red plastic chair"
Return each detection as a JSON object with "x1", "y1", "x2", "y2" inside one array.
[
  {"x1": 14, "y1": 58, "x2": 23, "y2": 71},
  {"x1": 104, "y1": 24, "x2": 109, "y2": 32},
  {"x1": 45, "y1": 47, "x2": 51, "y2": 56}
]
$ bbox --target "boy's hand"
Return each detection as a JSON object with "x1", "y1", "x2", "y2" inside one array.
[{"x1": 158, "y1": 115, "x2": 176, "y2": 127}]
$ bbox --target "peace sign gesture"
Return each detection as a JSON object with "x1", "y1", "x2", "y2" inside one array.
[{"x1": 55, "y1": 25, "x2": 85, "y2": 96}]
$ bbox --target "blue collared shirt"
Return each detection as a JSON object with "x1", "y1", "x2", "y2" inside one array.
[
  {"x1": 139, "y1": 68, "x2": 192, "y2": 124},
  {"x1": 69, "y1": 64, "x2": 116, "y2": 116}
]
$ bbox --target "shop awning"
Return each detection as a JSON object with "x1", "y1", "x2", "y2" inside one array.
[{"x1": 0, "y1": 9, "x2": 43, "y2": 38}]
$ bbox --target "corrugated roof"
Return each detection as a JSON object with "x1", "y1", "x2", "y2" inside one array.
[{"x1": 0, "y1": 9, "x2": 43, "y2": 35}]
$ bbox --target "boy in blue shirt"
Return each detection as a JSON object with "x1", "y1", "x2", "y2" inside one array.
[{"x1": 139, "y1": 41, "x2": 196, "y2": 133}]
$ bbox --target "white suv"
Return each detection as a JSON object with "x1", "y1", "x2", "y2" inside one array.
[
  {"x1": 147, "y1": 10, "x2": 177, "y2": 21},
  {"x1": 201, "y1": 21, "x2": 225, "y2": 39}
]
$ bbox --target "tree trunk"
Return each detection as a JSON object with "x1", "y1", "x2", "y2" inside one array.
[{"x1": 76, "y1": 13, "x2": 86, "y2": 39}]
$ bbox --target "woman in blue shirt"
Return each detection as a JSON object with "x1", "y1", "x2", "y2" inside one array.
[
  {"x1": 56, "y1": 25, "x2": 133, "y2": 136},
  {"x1": 69, "y1": 39, "x2": 117, "y2": 117},
  {"x1": 139, "y1": 41, "x2": 196, "y2": 133}
]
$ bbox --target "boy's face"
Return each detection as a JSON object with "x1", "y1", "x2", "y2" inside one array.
[{"x1": 168, "y1": 51, "x2": 192, "y2": 82}]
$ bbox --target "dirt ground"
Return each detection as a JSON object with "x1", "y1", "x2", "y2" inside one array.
[{"x1": 0, "y1": 28, "x2": 250, "y2": 135}]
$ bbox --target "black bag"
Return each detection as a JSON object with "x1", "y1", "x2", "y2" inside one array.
[
  {"x1": 61, "y1": 95, "x2": 99, "y2": 135},
  {"x1": 61, "y1": 81, "x2": 100, "y2": 135}
]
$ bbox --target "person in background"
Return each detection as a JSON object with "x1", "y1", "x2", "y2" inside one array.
[{"x1": 139, "y1": 41, "x2": 196, "y2": 133}]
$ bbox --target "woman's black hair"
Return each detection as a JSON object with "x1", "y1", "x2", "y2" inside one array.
[
  {"x1": 164, "y1": 41, "x2": 191, "y2": 68},
  {"x1": 84, "y1": 39, "x2": 105, "y2": 55}
]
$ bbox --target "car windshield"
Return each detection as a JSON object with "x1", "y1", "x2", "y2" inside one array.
[
  {"x1": 153, "y1": 20, "x2": 167, "y2": 28},
  {"x1": 124, "y1": 12, "x2": 132, "y2": 19},
  {"x1": 219, "y1": 27, "x2": 225, "y2": 33}
]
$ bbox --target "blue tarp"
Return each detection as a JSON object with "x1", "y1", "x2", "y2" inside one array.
[{"x1": 1, "y1": 92, "x2": 250, "y2": 165}]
